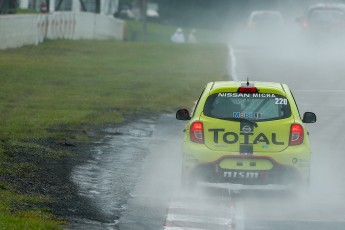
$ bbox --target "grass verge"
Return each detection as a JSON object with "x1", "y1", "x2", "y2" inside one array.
[
  {"x1": 124, "y1": 19, "x2": 229, "y2": 43},
  {"x1": 0, "y1": 39, "x2": 228, "y2": 228}
]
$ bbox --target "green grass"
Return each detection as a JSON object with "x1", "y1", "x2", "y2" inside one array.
[
  {"x1": 0, "y1": 188, "x2": 64, "y2": 229},
  {"x1": 0, "y1": 39, "x2": 228, "y2": 227},
  {"x1": 0, "y1": 40, "x2": 228, "y2": 140},
  {"x1": 125, "y1": 20, "x2": 228, "y2": 43},
  {"x1": 16, "y1": 9, "x2": 39, "y2": 14}
]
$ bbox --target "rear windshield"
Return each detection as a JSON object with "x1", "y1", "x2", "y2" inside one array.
[
  {"x1": 203, "y1": 92, "x2": 291, "y2": 121},
  {"x1": 252, "y1": 13, "x2": 282, "y2": 25},
  {"x1": 308, "y1": 9, "x2": 345, "y2": 23}
]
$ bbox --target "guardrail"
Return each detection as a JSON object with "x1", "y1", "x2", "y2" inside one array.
[{"x1": 0, "y1": 12, "x2": 125, "y2": 50}]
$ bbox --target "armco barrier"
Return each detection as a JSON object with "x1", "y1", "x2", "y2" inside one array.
[
  {"x1": 0, "y1": 14, "x2": 38, "y2": 49},
  {"x1": 0, "y1": 12, "x2": 125, "y2": 50}
]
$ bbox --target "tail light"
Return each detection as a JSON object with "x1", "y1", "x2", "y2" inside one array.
[
  {"x1": 289, "y1": 124, "x2": 304, "y2": 145},
  {"x1": 238, "y1": 82, "x2": 258, "y2": 93},
  {"x1": 190, "y1": 121, "x2": 204, "y2": 143},
  {"x1": 238, "y1": 86, "x2": 258, "y2": 93},
  {"x1": 303, "y1": 20, "x2": 309, "y2": 28}
]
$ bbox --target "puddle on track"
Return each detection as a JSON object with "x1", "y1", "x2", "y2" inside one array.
[{"x1": 65, "y1": 118, "x2": 157, "y2": 229}]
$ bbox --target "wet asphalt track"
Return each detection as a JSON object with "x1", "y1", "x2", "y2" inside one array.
[{"x1": 66, "y1": 43, "x2": 345, "y2": 230}]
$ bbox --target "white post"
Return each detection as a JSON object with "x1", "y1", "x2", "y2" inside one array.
[
  {"x1": 19, "y1": 0, "x2": 30, "y2": 9},
  {"x1": 100, "y1": 0, "x2": 119, "y2": 15},
  {"x1": 100, "y1": 0, "x2": 106, "y2": 15},
  {"x1": 72, "y1": 0, "x2": 81, "y2": 12},
  {"x1": 99, "y1": 0, "x2": 106, "y2": 15},
  {"x1": 111, "y1": 0, "x2": 119, "y2": 15},
  {"x1": 49, "y1": 0, "x2": 55, "y2": 12}
]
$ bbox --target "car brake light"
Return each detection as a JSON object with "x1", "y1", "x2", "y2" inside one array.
[
  {"x1": 289, "y1": 124, "x2": 304, "y2": 145},
  {"x1": 190, "y1": 121, "x2": 204, "y2": 143},
  {"x1": 237, "y1": 86, "x2": 258, "y2": 93},
  {"x1": 303, "y1": 20, "x2": 309, "y2": 28}
]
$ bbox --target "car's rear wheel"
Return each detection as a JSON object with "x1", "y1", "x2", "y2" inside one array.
[
  {"x1": 181, "y1": 168, "x2": 196, "y2": 190},
  {"x1": 286, "y1": 177, "x2": 310, "y2": 197}
]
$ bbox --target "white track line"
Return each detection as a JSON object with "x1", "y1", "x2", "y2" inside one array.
[
  {"x1": 166, "y1": 214, "x2": 232, "y2": 226},
  {"x1": 227, "y1": 184, "x2": 245, "y2": 230},
  {"x1": 164, "y1": 227, "x2": 207, "y2": 230},
  {"x1": 164, "y1": 194, "x2": 235, "y2": 230}
]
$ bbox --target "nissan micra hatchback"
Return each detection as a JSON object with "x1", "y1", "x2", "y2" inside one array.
[{"x1": 176, "y1": 81, "x2": 316, "y2": 187}]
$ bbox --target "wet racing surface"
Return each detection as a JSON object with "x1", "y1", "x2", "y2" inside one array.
[
  {"x1": 66, "y1": 44, "x2": 345, "y2": 229},
  {"x1": 66, "y1": 118, "x2": 158, "y2": 229}
]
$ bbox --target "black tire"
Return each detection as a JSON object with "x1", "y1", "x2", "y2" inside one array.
[
  {"x1": 180, "y1": 168, "x2": 196, "y2": 190},
  {"x1": 286, "y1": 178, "x2": 310, "y2": 197}
]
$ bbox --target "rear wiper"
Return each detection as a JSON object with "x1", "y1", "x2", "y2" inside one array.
[{"x1": 222, "y1": 117, "x2": 258, "y2": 127}]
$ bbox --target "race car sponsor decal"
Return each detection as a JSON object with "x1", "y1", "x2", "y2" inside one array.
[
  {"x1": 223, "y1": 171, "x2": 259, "y2": 178},
  {"x1": 242, "y1": 125, "x2": 252, "y2": 133},
  {"x1": 233, "y1": 112, "x2": 261, "y2": 119},
  {"x1": 209, "y1": 129, "x2": 285, "y2": 145},
  {"x1": 292, "y1": 158, "x2": 310, "y2": 168},
  {"x1": 218, "y1": 93, "x2": 276, "y2": 98}
]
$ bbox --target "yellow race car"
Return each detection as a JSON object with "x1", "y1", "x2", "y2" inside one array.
[{"x1": 176, "y1": 81, "x2": 316, "y2": 187}]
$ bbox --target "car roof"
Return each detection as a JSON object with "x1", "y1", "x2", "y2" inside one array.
[
  {"x1": 207, "y1": 81, "x2": 288, "y2": 95},
  {"x1": 249, "y1": 10, "x2": 283, "y2": 18},
  {"x1": 250, "y1": 10, "x2": 282, "y2": 16},
  {"x1": 307, "y1": 3, "x2": 345, "y2": 11},
  {"x1": 248, "y1": 11, "x2": 284, "y2": 24}
]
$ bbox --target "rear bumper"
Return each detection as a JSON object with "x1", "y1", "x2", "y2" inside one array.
[{"x1": 185, "y1": 155, "x2": 308, "y2": 185}]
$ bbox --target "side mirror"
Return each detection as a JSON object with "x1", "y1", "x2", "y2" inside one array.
[
  {"x1": 176, "y1": 109, "x2": 191, "y2": 120},
  {"x1": 302, "y1": 112, "x2": 316, "y2": 123}
]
